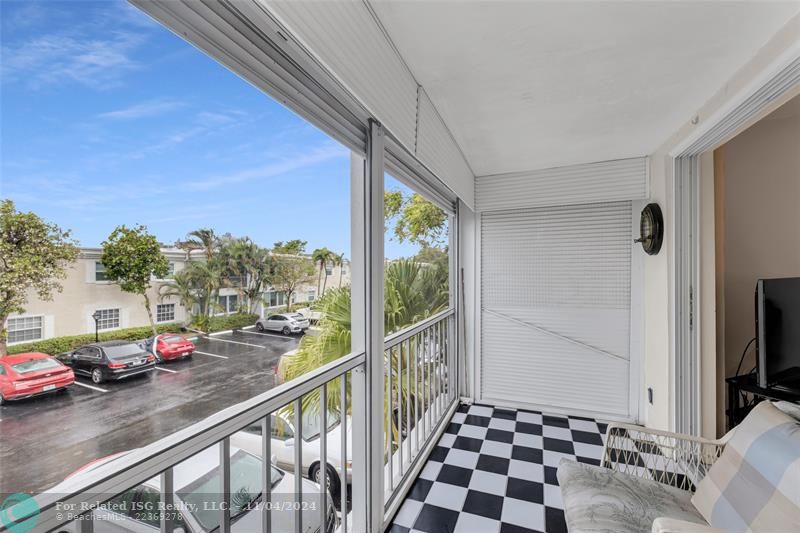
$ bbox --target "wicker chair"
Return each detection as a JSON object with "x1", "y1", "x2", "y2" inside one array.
[
  {"x1": 602, "y1": 422, "x2": 732, "y2": 492},
  {"x1": 601, "y1": 423, "x2": 734, "y2": 532},
  {"x1": 559, "y1": 401, "x2": 800, "y2": 532},
  {"x1": 557, "y1": 423, "x2": 735, "y2": 533}
]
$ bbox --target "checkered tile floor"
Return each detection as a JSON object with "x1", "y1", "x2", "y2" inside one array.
[{"x1": 388, "y1": 403, "x2": 608, "y2": 533}]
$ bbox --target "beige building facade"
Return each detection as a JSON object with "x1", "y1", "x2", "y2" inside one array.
[{"x1": 6, "y1": 248, "x2": 351, "y2": 347}]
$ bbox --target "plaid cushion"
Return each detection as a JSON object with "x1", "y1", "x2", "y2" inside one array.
[{"x1": 692, "y1": 401, "x2": 800, "y2": 532}]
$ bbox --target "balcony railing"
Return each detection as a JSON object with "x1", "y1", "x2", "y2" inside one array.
[
  {"x1": 2, "y1": 311, "x2": 458, "y2": 533},
  {"x1": 383, "y1": 309, "x2": 457, "y2": 517}
]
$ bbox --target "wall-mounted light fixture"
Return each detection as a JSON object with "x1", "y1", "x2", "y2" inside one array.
[{"x1": 635, "y1": 203, "x2": 664, "y2": 256}]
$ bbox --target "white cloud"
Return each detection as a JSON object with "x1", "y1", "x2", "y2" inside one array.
[
  {"x1": 2, "y1": 30, "x2": 144, "y2": 90},
  {"x1": 185, "y1": 143, "x2": 348, "y2": 191},
  {"x1": 97, "y1": 100, "x2": 184, "y2": 120}
]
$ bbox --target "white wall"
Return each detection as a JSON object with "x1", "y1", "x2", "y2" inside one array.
[{"x1": 643, "y1": 14, "x2": 800, "y2": 432}]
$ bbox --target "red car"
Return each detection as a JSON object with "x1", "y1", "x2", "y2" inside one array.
[
  {"x1": 144, "y1": 333, "x2": 195, "y2": 362},
  {"x1": 0, "y1": 352, "x2": 74, "y2": 405}
]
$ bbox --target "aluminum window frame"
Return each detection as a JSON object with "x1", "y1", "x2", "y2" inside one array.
[
  {"x1": 670, "y1": 53, "x2": 800, "y2": 435},
  {"x1": 119, "y1": 4, "x2": 464, "y2": 529},
  {"x1": 6, "y1": 315, "x2": 45, "y2": 345},
  {"x1": 156, "y1": 303, "x2": 176, "y2": 324},
  {"x1": 94, "y1": 261, "x2": 109, "y2": 283},
  {"x1": 95, "y1": 308, "x2": 121, "y2": 331}
]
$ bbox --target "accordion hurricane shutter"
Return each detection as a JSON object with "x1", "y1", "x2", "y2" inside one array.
[{"x1": 691, "y1": 401, "x2": 800, "y2": 532}]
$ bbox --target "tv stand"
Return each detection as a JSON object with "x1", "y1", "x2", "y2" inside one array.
[{"x1": 726, "y1": 374, "x2": 800, "y2": 430}]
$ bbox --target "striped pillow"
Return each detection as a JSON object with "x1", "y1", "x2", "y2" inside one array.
[{"x1": 691, "y1": 401, "x2": 800, "y2": 532}]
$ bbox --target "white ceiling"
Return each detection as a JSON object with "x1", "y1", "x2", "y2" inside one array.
[{"x1": 369, "y1": 1, "x2": 800, "y2": 177}]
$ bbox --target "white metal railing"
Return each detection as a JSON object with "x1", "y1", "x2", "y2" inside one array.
[
  {"x1": 2, "y1": 311, "x2": 458, "y2": 533},
  {"x1": 3, "y1": 352, "x2": 364, "y2": 533},
  {"x1": 382, "y1": 309, "x2": 458, "y2": 514}
]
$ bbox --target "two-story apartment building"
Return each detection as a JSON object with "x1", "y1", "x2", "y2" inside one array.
[{"x1": 5, "y1": 247, "x2": 350, "y2": 347}]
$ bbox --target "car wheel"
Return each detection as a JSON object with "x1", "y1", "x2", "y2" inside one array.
[
  {"x1": 311, "y1": 463, "x2": 341, "y2": 500},
  {"x1": 282, "y1": 326, "x2": 291, "y2": 335},
  {"x1": 91, "y1": 368, "x2": 104, "y2": 384},
  {"x1": 256, "y1": 322, "x2": 265, "y2": 332},
  {"x1": 155, "y1": 351, "x2": 164, "y2": 363},
  {"x1": 0, "y1": 394, "x2": 5, "y2": 406}
]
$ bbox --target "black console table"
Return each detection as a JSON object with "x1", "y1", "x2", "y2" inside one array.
[{"x1": 726, "y1": 374, "x2": 800, "y2": 430}]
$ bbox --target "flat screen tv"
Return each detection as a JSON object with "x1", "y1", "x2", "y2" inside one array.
[{"x1": 756, "y1": 277, "x2": 800, "y2": 391}]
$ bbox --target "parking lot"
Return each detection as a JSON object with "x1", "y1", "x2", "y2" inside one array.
[{"x1": 0, "y1": 327, "x2": 300, "y2": 496}]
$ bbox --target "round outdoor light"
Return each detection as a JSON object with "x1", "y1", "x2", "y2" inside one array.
[{"x1": 635, "y1": 203, "x2": 664, "y2": 255}]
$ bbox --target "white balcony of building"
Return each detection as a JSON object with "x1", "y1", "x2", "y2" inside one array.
[{"x1": 3, "y1": 2, "x2": 799, "y2": 533}]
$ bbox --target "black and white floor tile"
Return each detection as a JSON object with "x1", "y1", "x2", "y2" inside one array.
[{"x1": 388, "y1": 403, "x2": 608, "y2": 533}]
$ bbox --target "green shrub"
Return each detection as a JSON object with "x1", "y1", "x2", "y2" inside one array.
[
  {"x1": 204, "y1": 313, "x2": 259, "y2": 332},
  {"x1": 285, "y1": 302, "x2": 315, "y2": 313},
  {"x1": 7, "y1": 323, "x2": 183, "y2": 356},
  {"x1": 6, "y1": 313, "x2": 260, "y2": 356}
]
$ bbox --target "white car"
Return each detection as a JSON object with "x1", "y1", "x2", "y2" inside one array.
[
  {"x1": 50, "y1": 445, "x2": 336, "y2": 533},
  {"x1": 231, "y1": 408, "x2": 352, "y2": 501},
  {"x1": 294, "y1": 307, "x2": 323, "y2": 323},
  {"x1": 255, "y1": 313, "x2": 310, "y2": 335}
]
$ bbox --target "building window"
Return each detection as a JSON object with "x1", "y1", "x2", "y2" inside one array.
[
  {"x1": 264, "y1": 290, "x2": 286, "y2": 308},
  {"x1": 95, "y1": 261, "x2": 108, "y2": 282},
  {"x1": 325, "y1": 262, "x2": 333, "y2": 275},
  {"x1": 154, "y1": 262, "x2": 175, "y2": 281},
  {"x1": 95, "y1": 308, "x2": 120, "y2": 330},
  {"x1": 7, "y1": 316, "x2": 44, "y2": 344},
  {"x1": 217, "y1": 295, "x2": 238, "y2": 315},
  {"x1": 156, "y1": 304, "x2": 176, "y2": 323},
  {"x1": 307, "y1": 290, "x2": 316, "y2": 302}
]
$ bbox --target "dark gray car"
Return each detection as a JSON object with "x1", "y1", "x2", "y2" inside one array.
[{"x1": 58, "y1": 341, "x2": 156, "y2": 384}]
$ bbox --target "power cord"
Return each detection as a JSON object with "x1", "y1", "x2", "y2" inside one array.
[
  {"x1": 735, "y1": 337, "x2": 756, "y2": 409},
  {"x1": 735, "y1": 337, "x2": 756, "y2": 378}
]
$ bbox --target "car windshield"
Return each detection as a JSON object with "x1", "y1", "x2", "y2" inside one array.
[
  {"x1": 177, "y1": 450, "x2": 279, "y2": 531},
  {"x1": 103, "y1": 344, "x2": 143, "y2": 359},
  {"x1": 10, "y1": 358, "x2": 61, "y2": 374},
  {"x1": 302, "y1": 409, "x2": 341, "y2": 441},
  {"x1": 162, "y1": 336, "x2": 185, "y2": 343}
]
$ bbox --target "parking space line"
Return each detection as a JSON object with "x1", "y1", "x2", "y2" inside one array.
[
  {"x1": 194, "y1": 350, "x2": 229, "y2": 359},
  {"x1": 155, "y1": 367, "x2": 178, "y2": 374},
  {"x1": 236, "y1": 329, "x2": 293, "y2": 340},
  {"x1": 205, "y1": 337, "x2": 264, "y2": 348},
  {"x1": 73, "y1": 381, "x2": 109, "y2": 393}
]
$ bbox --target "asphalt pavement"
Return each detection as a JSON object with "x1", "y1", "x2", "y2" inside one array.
[{"x1": 0, "y1": 328, "x2": 300, "y2": 496}]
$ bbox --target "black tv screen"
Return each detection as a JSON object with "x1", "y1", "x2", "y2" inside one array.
[{"x1": 756, "y1": 277, "x2": 800, "y2": 389}]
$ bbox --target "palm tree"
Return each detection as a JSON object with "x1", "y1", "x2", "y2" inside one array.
[
  {"x1": 160, "y1": 260, "x2": 224, "y2": 331},
  {"x1": 186, "y1": 228, "x2": 218, "y2": 261},
  {"x1": 158, "y1": 270, "x2": 198, "y2": 323},
  {"x1": 311, "y1": 247, "x2": 333, "y2": 297},
  {"x1": 334, "y1": 253, "x2": 345, "y2": 288},
  {"x1": 279, "y1": 259, "x2": 449, "y2": 449},
  {"x1": 175, "y1": 239, "x2": 202, "y2": 262},
  {"x1": 245, "y1": 247, "x2": 273, "y2": 313},
  {"x1": 219, "y1": 237, "x2": 254, "y2": 311}
]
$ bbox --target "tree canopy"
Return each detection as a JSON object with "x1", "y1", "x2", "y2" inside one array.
[
  {"x1": 272, "y1": 239, "x2": 307, "y2": 255},
  {"x1": 384, "y1": 189, "x2": 448, "y2": 247},
  {"x1": 271, "y1": 253, "x2": 315, "y2": 309},
  {"x1": 102, "y1": 224, "x2": 170, "y2": 335},
  {"x1": 0, "y1": 200, "x2": 79, "y2": 355}
]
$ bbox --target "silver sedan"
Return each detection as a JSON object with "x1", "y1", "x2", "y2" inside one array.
[{"x1": 256, "y1": 313, "x2": 310, "y2": 335}]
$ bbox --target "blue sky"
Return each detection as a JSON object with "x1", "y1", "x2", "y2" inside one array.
[{"x1": 0, "y1": 0, "x2": 418, "y2": 259}]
